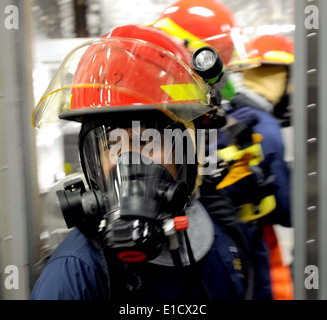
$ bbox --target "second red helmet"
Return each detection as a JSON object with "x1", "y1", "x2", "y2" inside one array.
[{"x1": 150, "y1": 0, "x2": 242, "y2": 66}]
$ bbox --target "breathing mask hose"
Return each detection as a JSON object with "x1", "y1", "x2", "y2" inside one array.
[
  {"x1": 163, "y1": 219, "x2": 195, "y2": 300},
  {"x1": 183, "y1": 230, "x2": 209, "y2": 300},
  {"x1": 164, "y1": 219, "x2": 210, "y2": 300},
  {"x1": 170, "y1": 249, "x2": 194, "y2": 300}
]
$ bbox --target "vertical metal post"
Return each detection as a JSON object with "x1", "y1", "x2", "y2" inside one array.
[
  {"x1": 0, "y1": 0, "x2": 40, "y2": 299},
  {"x1": 292, "y1": 0, "x2": 308, "y2": 300},
  {"x1": 318, "y1": 0, "x2": 327, "y2": 300},
  {"x1": 74, "y1": 0, "x2": 88, "y2": 37},
  {"x1": 18, "y1": 0, "x2": 42, "y2": 292}
]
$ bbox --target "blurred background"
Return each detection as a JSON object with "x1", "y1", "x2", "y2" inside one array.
[{"x1": 0, "y1": 0, "x2": 324, "y2": 300}]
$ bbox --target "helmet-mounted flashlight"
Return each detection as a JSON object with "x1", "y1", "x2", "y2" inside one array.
[
  {"x1": 192, "y1": 47, "x2": 236, "y2": 101},
  {"x1": 192, "y1": 47, "x2": 224, "y2": 83}
]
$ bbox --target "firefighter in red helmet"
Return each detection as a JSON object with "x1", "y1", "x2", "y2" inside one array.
[
  {"x1": 229, "y1": 34, "x2": 295, "y2": 300},
  {"x1": 230, "y1": 33, "x2": 294, "y2": 124},
  {"x1": 215, "y1": 33, "x2": 295, "y2": 300},
  {"x1": 31, "y1": 24, "x2": 252, "y2": 301}
]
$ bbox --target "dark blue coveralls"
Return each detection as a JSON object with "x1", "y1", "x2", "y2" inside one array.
[{"x1": 31, "y1": 196, "x2": 249, "y2": 301}]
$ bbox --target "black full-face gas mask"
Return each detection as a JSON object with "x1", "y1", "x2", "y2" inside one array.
[{"x1": 57, "y1": 115, "x2": 198, "y2": 263}]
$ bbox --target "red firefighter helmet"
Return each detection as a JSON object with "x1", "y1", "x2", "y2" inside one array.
[
  {"x1": 150, "y1": 0, "x2": 242, "y2": 65},
  {"x1": 230, "y1": 34, "x2": 294, "y2": 69},
  {"x1": 248, "y1": 34, "x2": 294, "y2": 65},
  {"x1": 32, "y1": 24, "x2": 211, "y2": 128},
  {"x1": 104, "y1": 24, "x2": 192, "y2": 66},
  {"x1": 32, "y1": 24, "x2": 213, "y2": 196}
]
